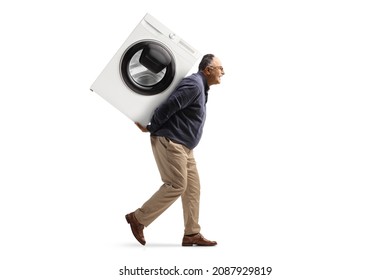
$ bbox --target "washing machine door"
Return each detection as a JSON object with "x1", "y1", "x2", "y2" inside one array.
[{"x1": 120, "y1": 41, "x2": 176, "y2": 96}]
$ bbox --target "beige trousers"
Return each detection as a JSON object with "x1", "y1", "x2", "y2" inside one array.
[{"x1": 134, "y1": 136, "x2": 201, "y2": 235}]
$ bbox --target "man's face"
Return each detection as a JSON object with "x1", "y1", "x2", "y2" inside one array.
[{"x1": 206, "y1": 57, "x2": 225, "y2": 86}]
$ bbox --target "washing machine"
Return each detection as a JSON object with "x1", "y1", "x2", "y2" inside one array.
[{"x1": 90, "y1": 13, "x2": 201, "y2": 126}]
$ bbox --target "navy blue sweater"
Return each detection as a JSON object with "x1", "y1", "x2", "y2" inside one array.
[{"x1": 147, "y1": 72, "x2": 209, "y2": 149}]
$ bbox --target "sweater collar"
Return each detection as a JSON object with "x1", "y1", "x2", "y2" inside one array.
[{"x1": 198, "y1": 71, "x2": 210, "y2": 93}]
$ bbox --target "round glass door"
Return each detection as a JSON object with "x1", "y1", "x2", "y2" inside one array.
[{"x1": 120, "y1": 41, "x2": 175, "y2": 95}]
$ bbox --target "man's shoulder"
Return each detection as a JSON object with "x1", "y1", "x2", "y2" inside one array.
[
  {"x1": 183, "y1": 72, "x2": 203, "y2": 82},
  {"x1": 179, "y1": 72, "x2": 204, "y2": 89}
]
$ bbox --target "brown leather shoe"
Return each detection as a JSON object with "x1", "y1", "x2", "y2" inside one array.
[
  {"x1": 182, "y1": 233, "x2": 217, "y2": 246},
  {"x1": 125, "y1": 212, "x2": 145, "y2": 245}
]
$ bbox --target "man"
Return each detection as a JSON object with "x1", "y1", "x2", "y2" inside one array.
[{"x1": 126, "y1": 54, "x2": 224, "y2": 246}]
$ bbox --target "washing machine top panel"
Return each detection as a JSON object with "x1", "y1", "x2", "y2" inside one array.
[{"x1": 90, "y1": 13, "x2": 201, "y2": 126}]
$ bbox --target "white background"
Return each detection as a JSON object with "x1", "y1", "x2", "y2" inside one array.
[{"x1": 1, "y1": 0, "x2": 389, "y2": 279}]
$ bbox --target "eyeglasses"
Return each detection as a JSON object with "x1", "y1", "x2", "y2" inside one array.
[{"x1": 208, "y1": 66, "x2": 224, "y2": 72}]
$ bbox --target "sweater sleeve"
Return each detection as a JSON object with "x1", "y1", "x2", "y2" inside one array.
[{"x1": 148, "y1": 83, "x2": 200, "y2": 133}]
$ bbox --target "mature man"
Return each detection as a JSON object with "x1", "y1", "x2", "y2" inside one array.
[{"x1": 126, "y1": 54, "x2": 224, "y2": 246}]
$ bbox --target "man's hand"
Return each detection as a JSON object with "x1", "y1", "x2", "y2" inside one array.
[{"x1": 135, "y1": 122, "x2": 149, "y2": 133}]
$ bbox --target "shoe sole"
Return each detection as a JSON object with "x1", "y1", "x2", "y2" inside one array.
[{"x1": 182, "y1": 243, "x2": 217, "y2": 246}]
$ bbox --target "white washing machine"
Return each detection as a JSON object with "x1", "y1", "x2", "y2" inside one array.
[{"x1": 90, "y1": 13, "x2": 201, "y2": 126}]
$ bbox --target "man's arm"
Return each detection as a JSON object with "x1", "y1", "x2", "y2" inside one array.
[{"x1": 148, "y1": 83, "x2": 199, "y2": 133}]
